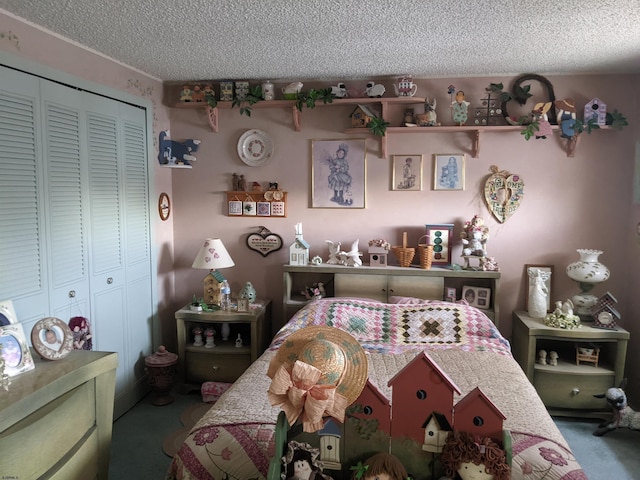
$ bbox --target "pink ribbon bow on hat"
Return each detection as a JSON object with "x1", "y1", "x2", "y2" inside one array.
[{"x1": 268, "y1": 360, "x2": 348, "y2": 432}]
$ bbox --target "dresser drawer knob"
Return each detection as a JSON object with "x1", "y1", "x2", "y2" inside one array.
[
  {"x1": 211, "y1": 366, "x2": 219, "y2": 372},
  {"x1": 571, "y1": 387, "x2": 580, "y2": 396}
]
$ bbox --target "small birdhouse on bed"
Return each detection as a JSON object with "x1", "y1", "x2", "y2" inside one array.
[
  {"x1": 421, "y1": 412, "x2": 452, "y2": 453},
  {"x1": 350, "y1": 104, "x2": 377, "y2": 128}
]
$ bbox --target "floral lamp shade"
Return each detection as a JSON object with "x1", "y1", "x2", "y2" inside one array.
[{"x1": 192, "y1": 238, "x2": 235, "y2": 270}]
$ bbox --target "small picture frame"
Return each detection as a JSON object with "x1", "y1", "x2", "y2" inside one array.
[
  {"x1": 461, "y1": 286, "x2": 491, "y2": 310},
  {"x1": 0, "y1": 323, "x2": 35, "y2": 376},
  {"x1": 0, "y1": 299, "x2": 17, "y2": 326},
  {"x1": 525, "y1": 264, "x2": 554, "y2": 312},
  {"x1": 425, "y1": 224, "x2": 455, "y2": 266},
  {"x1": 445, "y1": 287, "x2": 457, "y2": 302},
  {"x1": 391, "y1": 154, "x2": 422, "y2": 191},
  {"x1": 229, "y1": 200, "x2": 243, "y2": 216},
  {"x1": 237, "y1": 298, "x2": 249, "y2": 312},
  {"x1": 433, "y1": 153, "x2": 465, "y2": 191},
  {"x1": 31, "y1": 317, "x2": 74, "y2": 361}
]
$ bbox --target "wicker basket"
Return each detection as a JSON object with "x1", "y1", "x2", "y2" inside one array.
[
  {"x1": 391, "y1": 246, "x2": 415, "y2": 267},
  {"x1": 417, "y1": 236, "x2": 434, "y2": 269}
]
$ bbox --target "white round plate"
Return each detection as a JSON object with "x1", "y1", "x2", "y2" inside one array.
[{"x1": 237, "y1": 129, "x2": 273, "y2": 167}]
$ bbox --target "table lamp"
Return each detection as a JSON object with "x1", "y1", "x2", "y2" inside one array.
[{"x1": 192, "y1": 238, "x2": 235, "y2": 305}]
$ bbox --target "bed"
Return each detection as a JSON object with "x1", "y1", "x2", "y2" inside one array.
[{"x1": 166, "y1": 298, "x2": 587, "y2": 480}]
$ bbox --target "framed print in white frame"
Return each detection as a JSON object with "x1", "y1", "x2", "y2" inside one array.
[
  {"x1": 311, "y1": 139, "x2": 366, "y2": 208},
  {"x1": 0, "y1": 323, "x2": 35, "y2": 376},
  {"x1": 433, "y1": 153, "x2": 465, "y2": 191},
  {"x1": 425, "y1": 224, "x2": 454, "y2": 266},
  {"x1": 391, "y1": 154, "x2": 422, "y2": 191}
]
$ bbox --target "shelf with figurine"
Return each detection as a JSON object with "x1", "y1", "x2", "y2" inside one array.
[{"x1": 226, "y1": 177, "x2": 287, "y2": 217}]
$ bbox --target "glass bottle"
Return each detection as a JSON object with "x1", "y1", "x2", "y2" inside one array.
[{"x1": 220, "y1": 280, "x2": 232, "y2": 311}]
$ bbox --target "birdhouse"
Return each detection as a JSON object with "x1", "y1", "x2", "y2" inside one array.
[
  {"x1": 350, "y1": 104, "x2": 377, "y2": 128},
  {"x1": 202, "y1": 270, "x2": 226, "y2": 304},
  {"x1": 352, "y1": 379, "x2": 392, "y2": 435},
  {"x1": 368, "y1": 246, "x2": 388, "y2": 267},
  {"x1": 421, "y1": 412, "x2": 452, "y2": 453},
  {"x1": 289, "y1": 237, "x2": 310, "y2": 266},
  {"x1": 454, "y1": 386, "x2": 506, "y2": 443},
  {"x1": 584, "y1": 97, "x2": 607, "y2": 126},
  {"x1": 388, "y1": 351, "x2": 460, "y2": 443},
  {"x1": 317, "y1": 419, "x2": 342, "y2": 470}
]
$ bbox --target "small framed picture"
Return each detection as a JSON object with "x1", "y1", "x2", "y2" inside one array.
[
  {"x1": 243, "y1": 201, "x2": 257, "y2": 216},
  {"x1": 237, "y1": 298, "x2": 249, "y2": 312},
  {"x1": 461, "y1": 286, "x2": 491, "y2": 310},
  {"x1": 525, "y1": 264, "x2": 554, "y2": 312},
  {"x1": 31, "y1": 317, "x2": 74, "y2": 361},
  {"x1": 0, "y1": 323, "x2": 35, "y2": 376},
  {"x1": 229, "y1": 200, "x2": 243, "y2": 216},
  {"x1": 445, "y1": 287, "x2": 456, "y2": 302},
  {"x1": 433, "y1": 153, "x2": 465, "y2": 191},
  {"x1": 257, "y1": 201, "x2": 271, "y2": 216},
  {"x1": 391, "y1": 154, "x2": 422, "y2": 191},
  {"x1": 425, "y1": 224, "x2": 455, "y2": 266},
  {"x1": 0, "y1": 299, "x2": 17, "y2": 326}
]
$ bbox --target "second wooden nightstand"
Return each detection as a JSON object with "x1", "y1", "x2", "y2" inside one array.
[
  {"x1": 511, "y1": 310, "x2": 629, "y2": 417},
  {"x1": 175, "y1": 300, "x2": 272, "y2": 392}
]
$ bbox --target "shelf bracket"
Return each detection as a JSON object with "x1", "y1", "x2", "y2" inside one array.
[
  {"x1": 472, "y1": 130, "x2": 480, "y2": 158},
  {"x1": 566, "y1": 134, "x2": 579, "y2": 157},
  {"x1": 205, "y1": 106, "x2": 219, "y2": 133},
  {"x1": 292, "y1": 106, "x2": 301, "y2": 132}
]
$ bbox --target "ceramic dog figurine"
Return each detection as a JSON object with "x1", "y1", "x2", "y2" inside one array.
[{"x1": 593, "y1": 379, "x2": 640, "y2": 436}]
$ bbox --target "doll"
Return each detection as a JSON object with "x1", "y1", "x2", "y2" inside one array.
[
  {"x1": 440, "y1": 431, "x2": 510, "y2": 480},
  {"x1": 351, "y1": 452, "x2": 408, "y2": 480},
  {"x1": 69, "y1": 316, "x2": 92, "y2": 350},
  {"x1": 282, "y1": 441, "x2": 333, "y2": 480}
]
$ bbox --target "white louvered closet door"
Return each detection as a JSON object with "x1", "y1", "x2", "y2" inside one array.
[{"x1": 1, "y1": 65, "x2": 153, "y2": 416}]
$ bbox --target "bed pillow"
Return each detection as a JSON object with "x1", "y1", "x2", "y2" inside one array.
[{"x1": 388, "y1": 296, "x2": 433, "y2": 305}]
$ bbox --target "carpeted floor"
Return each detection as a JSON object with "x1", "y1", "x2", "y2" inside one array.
[
  {"x1": 109, "y1": 392, "x2": 640, "y2": 479},
  {"x1": 109, "y1": 391, "x2": 204, "y2": 480}
]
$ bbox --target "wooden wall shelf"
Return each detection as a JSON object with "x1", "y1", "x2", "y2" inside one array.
[
  {"x1": 226, "y1": 191, "x2": 287, "y2": 217},
  {"x1": 173, "y1": 100, "x2": 611, "y2": 159}
]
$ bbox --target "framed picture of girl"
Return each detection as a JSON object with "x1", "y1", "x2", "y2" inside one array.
[
  {"x1": 392, "y1": 154, "x2": 423, "y2": 191},
  {"x1": 433, "y1": 153, "x2": 465, "y2": 191},
  {"x1": 311, "y1": 139, "x2": 366, "y2": 208}
]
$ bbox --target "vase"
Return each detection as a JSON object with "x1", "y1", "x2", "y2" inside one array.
[
  {"x1": 239, "y1": 282, "x2": 257, "y2": 303},
  {"x1": 566, "y1": 249, "x2": 610, "y2": 317}
]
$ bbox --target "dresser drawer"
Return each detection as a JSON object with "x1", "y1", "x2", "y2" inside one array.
[
  {"x1": 534, "y1": 370, "x2": 612, "y2": 409},
  {"x1": 186, "y1": 351, "x2": 250, "y2": 383}
]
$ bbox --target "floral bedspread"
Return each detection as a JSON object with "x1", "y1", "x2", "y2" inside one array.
[{"x1": 166, "y1": 299, "x2": 587, "y2": 480}]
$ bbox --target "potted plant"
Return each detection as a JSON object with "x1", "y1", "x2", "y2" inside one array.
[
  {"x1": 294, "y1": 88, "x2": 335, "y2": 111},
  {"x1": 232, "y1": 85, "x2": 263, "y2": 116},
  {"x1": 366, "y1": 116, "x2": 390, "y2": 136}
]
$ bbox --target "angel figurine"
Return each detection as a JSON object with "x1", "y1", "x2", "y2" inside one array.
[{"x1": 325, "y1": 240, "x2": 342, "y2": 264}]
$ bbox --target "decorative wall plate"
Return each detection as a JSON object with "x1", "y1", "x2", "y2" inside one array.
[
  {"x1": 246, "y1": 227, "x2": 283, "y2": 256},
  {"x1": 31, "y1": 317, "x2": 74, "y2": 361},
  {"x1": 237, "y1": 129, "x2": 273, "y2": 167},
  {"x1": 484, "y1": 165, "x2": 525, "y2": 223}
]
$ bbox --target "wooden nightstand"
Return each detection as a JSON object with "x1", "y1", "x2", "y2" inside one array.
[
  {"x1": 511, "y1": 310, "x2": 629, "y2": 417},
  {"x1": 175, "y1": 300, "x2": 272, "y2": 392}
]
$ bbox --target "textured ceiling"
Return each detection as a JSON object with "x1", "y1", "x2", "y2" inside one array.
[{"x1": 1, "y1": 0, "x2": 639, "y2": 82}]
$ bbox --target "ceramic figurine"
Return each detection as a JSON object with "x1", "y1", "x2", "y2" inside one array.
[
  {"x1": 282, "y1": 81, "x2": 303, "y2": 99},
  {"x1": 235, "y1": 333, "x2": 243, "y2": 348},
  {"x1": 532, "y1": 102, "x2": 552, "y2": 139},
  {"x1": 325, "y1": 240, "x2": 342, "y2": 264},
  {"x1": 192, "y1": 84, "x2": 205, "y2": 102},
  {"x1": 548, "y1": 351, "x2": 558, "y2": 366},
  {"x1": 344, "y1": 239, "x2": 362, "y2": 267},
  {"x1": 393, "y1": 75, "x2": 418, "y2": 97},
  {"x1": 204, "y1": 328, "x2": 215, "y2": 348},
  {"x1": 415, "y1": 98, "x2": 437, "y2": 126},
  {"x1": 451, "y1": 90, "x2": 470, "y2": 125},
  {"x1": 554, "y1": 98, "x2": 577, "y2": 138},
  {"x1": 262, "y1": 80, "x2": 275, "y2": 100},
  {"x1": 239, "y1": 281, "x2": 257, "y2": 303},
  {"x1": 528, "y1": 268, "x2": 551, "y2": 319},
  {"x1": 193, "y1": 327, "x2": 203, "y2": 346},
  {"x1": 537, "y1": 349, "x2": 547, "y2": 365},
  {"x1": 179, "y1": 84, "x2": 193, "y2": 102},
  {"x1": 330, "y1": 82, "x2": 348, "y2": 98},
  {"x1": 366, "y1": 81, "x2": 385, "y2": 98}
]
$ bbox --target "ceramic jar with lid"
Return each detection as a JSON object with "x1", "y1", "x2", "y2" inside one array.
[
  {"x1": 262, "y1": 80, "x2": 274, "y2": 101},
  {"x1": 144, "y1": 345, "x2": 178, "y2": 406}
]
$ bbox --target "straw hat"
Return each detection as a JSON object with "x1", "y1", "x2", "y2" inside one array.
[
  {"x1": 267, "y1": 325, "x2": 368, "y2": 404},
  {"x1": 554, "y1": 98, "x2": 575, "y2": 113}
]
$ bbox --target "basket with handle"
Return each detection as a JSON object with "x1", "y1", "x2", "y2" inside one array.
[
  {"x1": 417, "y1": 235, "x2": 434, "y2": 270},
  {"x1": 391, "y1": 231, "x2": 415, "y2": 267}
]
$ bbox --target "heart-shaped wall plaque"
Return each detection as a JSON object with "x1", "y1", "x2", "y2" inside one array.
[
  {"x1": 246, "y1": 227, "x2": 283, "y2": 257},
  {"x1": 484, "y1": 165, "x2": 525, "y2": 223}
]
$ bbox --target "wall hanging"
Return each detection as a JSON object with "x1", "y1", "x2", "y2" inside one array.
[
  {"x1": 484, "y1": 165, "x2": 524, "y2": 223},
  {"x1": 246, "y1": 227, "x2": 283, "y2": 257}
]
